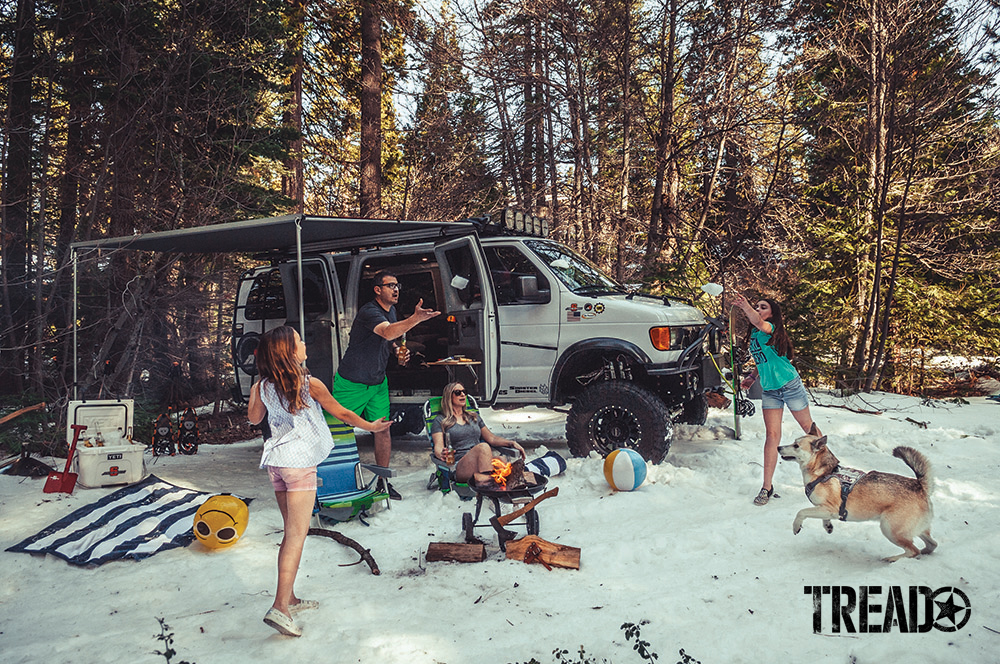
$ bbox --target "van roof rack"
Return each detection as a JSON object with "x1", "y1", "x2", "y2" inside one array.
[{"x1": 459, "y1": 209, "x2": 549, "y2": 238}]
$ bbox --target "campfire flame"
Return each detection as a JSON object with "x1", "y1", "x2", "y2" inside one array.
[{"x1": 491, "y1": 458, "x2": 512, "y2": 489}]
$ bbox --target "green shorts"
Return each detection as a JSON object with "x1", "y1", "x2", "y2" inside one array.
[{"x1": 332, "y1": 373, "x2": 390, "y2": 422}]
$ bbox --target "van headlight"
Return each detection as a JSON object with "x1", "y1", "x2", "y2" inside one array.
[
  {"x1": 650, "y1": 327, "x2": 677, "y2": 351},
  {"x1": 649, "y1": 326, "x2": 698, "y2": 351}
]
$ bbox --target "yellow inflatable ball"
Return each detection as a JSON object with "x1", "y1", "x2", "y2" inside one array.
[{"x1": 193, "y1": 494, "x2": 249, "y2": 550}]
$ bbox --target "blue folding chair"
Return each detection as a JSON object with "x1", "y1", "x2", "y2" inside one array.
[{"x1": 315, "y1": 414, "x2": 395, "y2": 524}]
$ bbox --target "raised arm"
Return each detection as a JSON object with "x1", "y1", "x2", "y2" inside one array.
[
  {"x1": 731, "y1": 294, "x2": 773, "y2": 335},
  {"x1": 374, "y1": 299, "x2": 440, "y2": 340},
  {"x1": 248, "y1": 381, "x2": 266, "y2": 425}
]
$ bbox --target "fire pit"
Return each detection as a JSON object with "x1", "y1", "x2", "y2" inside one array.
[{"x1": 462, "y1": 459, "x2": 551, "y2": 549}]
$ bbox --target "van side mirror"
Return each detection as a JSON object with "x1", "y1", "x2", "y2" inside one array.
[{"x1": 515, "y1": 275, "x2": 550, "y2": 303}]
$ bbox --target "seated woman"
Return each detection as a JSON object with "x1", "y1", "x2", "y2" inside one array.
[{"x1": 431, "y1": 382, "x2": 527, "y2": 486}]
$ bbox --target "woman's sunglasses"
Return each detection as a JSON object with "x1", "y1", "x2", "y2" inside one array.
[{"x1": 452, "y1": 389, "x2": 466, "y2": 396}]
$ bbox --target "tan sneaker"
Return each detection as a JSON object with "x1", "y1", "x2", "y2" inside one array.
[{"x1": 753, "y1": 487, "x2": 779, "y2": 506}]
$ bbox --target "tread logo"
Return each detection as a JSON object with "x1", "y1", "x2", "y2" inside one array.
[{"x1": 804, "y1": 585, "x2": 971, "y2": 633}]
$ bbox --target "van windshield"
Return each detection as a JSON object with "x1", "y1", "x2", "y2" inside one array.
[{"x1": 524, "y1": 240, "x2": 626, "y2": 295}]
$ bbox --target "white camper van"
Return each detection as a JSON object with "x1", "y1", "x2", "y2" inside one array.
[{"x1": 228, "y1": 214, "x2": 722, "y2": 463}]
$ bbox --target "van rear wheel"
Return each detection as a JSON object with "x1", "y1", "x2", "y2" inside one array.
[
  {"x1": 678, "y1": 393, "x2": 708, "y2": 425},
  {"x1": 565, "y1": 381, "x2": 673, "y2": 464}
]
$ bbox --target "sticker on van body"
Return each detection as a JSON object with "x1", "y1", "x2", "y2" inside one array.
[{"x1": 566, "y1": 302, "x2": 605, "y2": 321}]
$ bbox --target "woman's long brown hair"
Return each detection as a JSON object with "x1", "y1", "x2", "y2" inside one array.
[
  {"x1": 439, "y1": 382, "x2": 468, "y2": 429},
  {"x1": 256, "y1": 326, "x2": 307, "y2": 414},
  {"x1": 763, "y1": 298, "x2": 794, "y2": 359},
  {"x1": 741, "y1": 298, "x2": 795, "y2": 360}
]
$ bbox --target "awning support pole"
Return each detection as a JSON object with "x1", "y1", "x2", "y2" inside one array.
[
  {"x1": 72, "y1": 248, "x2": 78, "y2": 400},
  {"x1": 295, "y1": 216, "x2": 306, "y2": 360}
]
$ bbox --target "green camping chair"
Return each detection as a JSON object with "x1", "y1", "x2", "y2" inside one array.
[
  {"x1": 424, "y1": 396, "x2": 475, "y2": 499},
  {"x1": 315, "y1": 414, "x2": 394, "y2": 524}
]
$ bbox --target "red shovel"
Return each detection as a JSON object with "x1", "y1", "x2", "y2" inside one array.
[{"x1": 44, "y1": 424, "x2": 87, "y2": 494}]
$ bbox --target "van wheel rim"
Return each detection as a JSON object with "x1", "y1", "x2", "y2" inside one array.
[{"x1": 590, "y1": 405, "x2": 642, "y2": 452}]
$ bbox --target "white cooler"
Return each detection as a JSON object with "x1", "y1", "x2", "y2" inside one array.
[{"x1": 67, "y1": 399, "x2": 148, "y2": 488}]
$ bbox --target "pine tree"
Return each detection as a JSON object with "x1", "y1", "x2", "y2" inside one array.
[
  {"x1": 785, "y1": 0, "x2": 1000, "y2": 391},
  {"x1": 404, "y1": 2, "x2": 497, "y2": 220}
]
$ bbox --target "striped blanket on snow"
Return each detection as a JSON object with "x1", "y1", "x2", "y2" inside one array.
[{"x1": 7, "y1": 475, "x2": 245, "y2": 566}]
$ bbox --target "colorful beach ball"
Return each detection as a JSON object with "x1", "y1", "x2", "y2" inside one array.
[{"x1": 603, "y1": 448, "x2": 647, "y2": 491}]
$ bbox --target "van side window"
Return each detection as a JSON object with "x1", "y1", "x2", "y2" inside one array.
[
  {"x1": 444, "y1": 246, "x2": 482, "y2": 309},
  {"x1": 245, "y1": 270, "x2": 286, "y2": 320},
  {"x1": 296, "y1": 262, "x2": 330, "y2": 318},
  {"x1": 484, "y1": 246, "x2": 549, "y2": 305},
  {"x1": 333, "y1": 259, "x2": 351, "y2": 307}
]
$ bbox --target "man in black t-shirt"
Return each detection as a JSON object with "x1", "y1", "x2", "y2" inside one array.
[{"x1": 332, "y1": 270, "x2": 440, "y2": 499}]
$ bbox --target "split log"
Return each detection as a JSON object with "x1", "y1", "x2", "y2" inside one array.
[
  {"x1": 308, "y1": 527, "x2": 380, "y2": 575},
  {"x1": 706, "y1": 392, "x2": 731, "y2": 409},
  {"x1": 505, "y1": 535, "x2": 580, "y2": 570},
  {"x1": 426, "y1": 541, "x2": 487, "y2": 563}
]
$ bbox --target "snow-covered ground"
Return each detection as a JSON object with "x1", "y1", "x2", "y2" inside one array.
[{"x1": 1, "y1": 392, "x2": 998, "y2": 663}]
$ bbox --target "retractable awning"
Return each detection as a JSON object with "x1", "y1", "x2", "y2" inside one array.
[
  {"x1": 68, "y1": 214, "x2": 479, "y2": 399},
  {"x1": 69, "y1": 214, "x2": 477, "y2": 255}
]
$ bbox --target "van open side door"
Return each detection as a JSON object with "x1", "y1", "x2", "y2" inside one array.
[
  {"x1": 279, "y1": 257, "x2": 341, "y2": 387},
  {"x1": 433, "y1": 236, "x2": 499, "y2": 403}
]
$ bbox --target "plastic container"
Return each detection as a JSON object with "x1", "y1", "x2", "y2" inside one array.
[
  {"x1": 66, "y1": 399, "x2": 146, "y2": 488},
  {"x1": 75, "y1": 443, "x2": 147, "y2": 487}
]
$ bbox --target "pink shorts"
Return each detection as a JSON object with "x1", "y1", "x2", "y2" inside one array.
[{"x1": 266, "y1": 466, "x2": 318, "y2": 492}]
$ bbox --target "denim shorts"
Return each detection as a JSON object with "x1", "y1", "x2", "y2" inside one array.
[
  {"x1": 761, "y1": 376, "x2": 810, "y2": 412},
  {"x1": 266, "y1": 466, "x2": 318, "y2": 492}
]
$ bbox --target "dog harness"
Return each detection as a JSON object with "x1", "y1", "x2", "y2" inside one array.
[{"x1": 804, "y1": 465, "x2": 867, "y2": 521}]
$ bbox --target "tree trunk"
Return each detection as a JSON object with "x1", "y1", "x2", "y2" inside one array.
[
  {"x1": 360, "y1": 0, "x2": 383, "y2": 218},
  {"x1": 0, "y1": 0, "x2": 36, "y2": 395},
  {"x1": 284, "y1": 0, "x2": 305, "y2": 212},
  {"x1": 850, "y1": 0, "x2": 891, "y2": 387},
  {"x1": 646, "y1": 0, "x2": 679, "y2": 272}
]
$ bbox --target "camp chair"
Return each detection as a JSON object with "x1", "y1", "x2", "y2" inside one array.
[
  {"x1": 423, "y1": 396, "x2": 517, "y2": 500},
  {"x1": 315, "y1": 414, "x2": 395, "y2": 524}
]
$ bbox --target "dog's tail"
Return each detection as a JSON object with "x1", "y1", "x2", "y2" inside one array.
[{"x1": 893, "y1": 446, "x2": 934, "y2": 495}]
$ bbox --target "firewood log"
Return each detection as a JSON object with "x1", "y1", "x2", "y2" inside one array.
[
  {"x1": 505, "y1": 459, "x2": 527, "y2": 490},
  {"x1": 505, "y1": 535, "x2": 580, "y2": 570},
  {"x1": 426, "y1": 542, "x2": 487, "y2": 563}
]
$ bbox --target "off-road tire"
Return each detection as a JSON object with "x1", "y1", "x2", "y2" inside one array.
[
  {"x1": 565, "y1": 381, "x2": 673, "y2": 464},
  {"x1": 678, "y1": 393, "x2": 708, "y2": 426}
]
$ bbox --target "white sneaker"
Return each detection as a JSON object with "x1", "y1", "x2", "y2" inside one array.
[
  {"x1": 263, "y1": 608, "x2": 302, "y2": 637},
  {"x1": 289, "y1": 599, "x2": 319, "y2": 615}
]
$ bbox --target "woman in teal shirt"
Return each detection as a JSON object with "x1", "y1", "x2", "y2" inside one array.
[{"x1": 733, "y1": 294, "x2": 821, "y2": 505}]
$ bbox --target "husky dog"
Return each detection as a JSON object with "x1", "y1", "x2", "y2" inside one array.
[{"x1": 777, "y1": 434, "x2": 937, "y2": 562}]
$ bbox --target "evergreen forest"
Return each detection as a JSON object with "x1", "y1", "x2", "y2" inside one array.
[{"x1": 2, "y1": 0, "x2": 999, "y2": 432}]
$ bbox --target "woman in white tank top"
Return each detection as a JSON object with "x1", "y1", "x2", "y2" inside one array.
[{"x1": 248, "y1": 326, "x2": 390, "y2": 636}]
